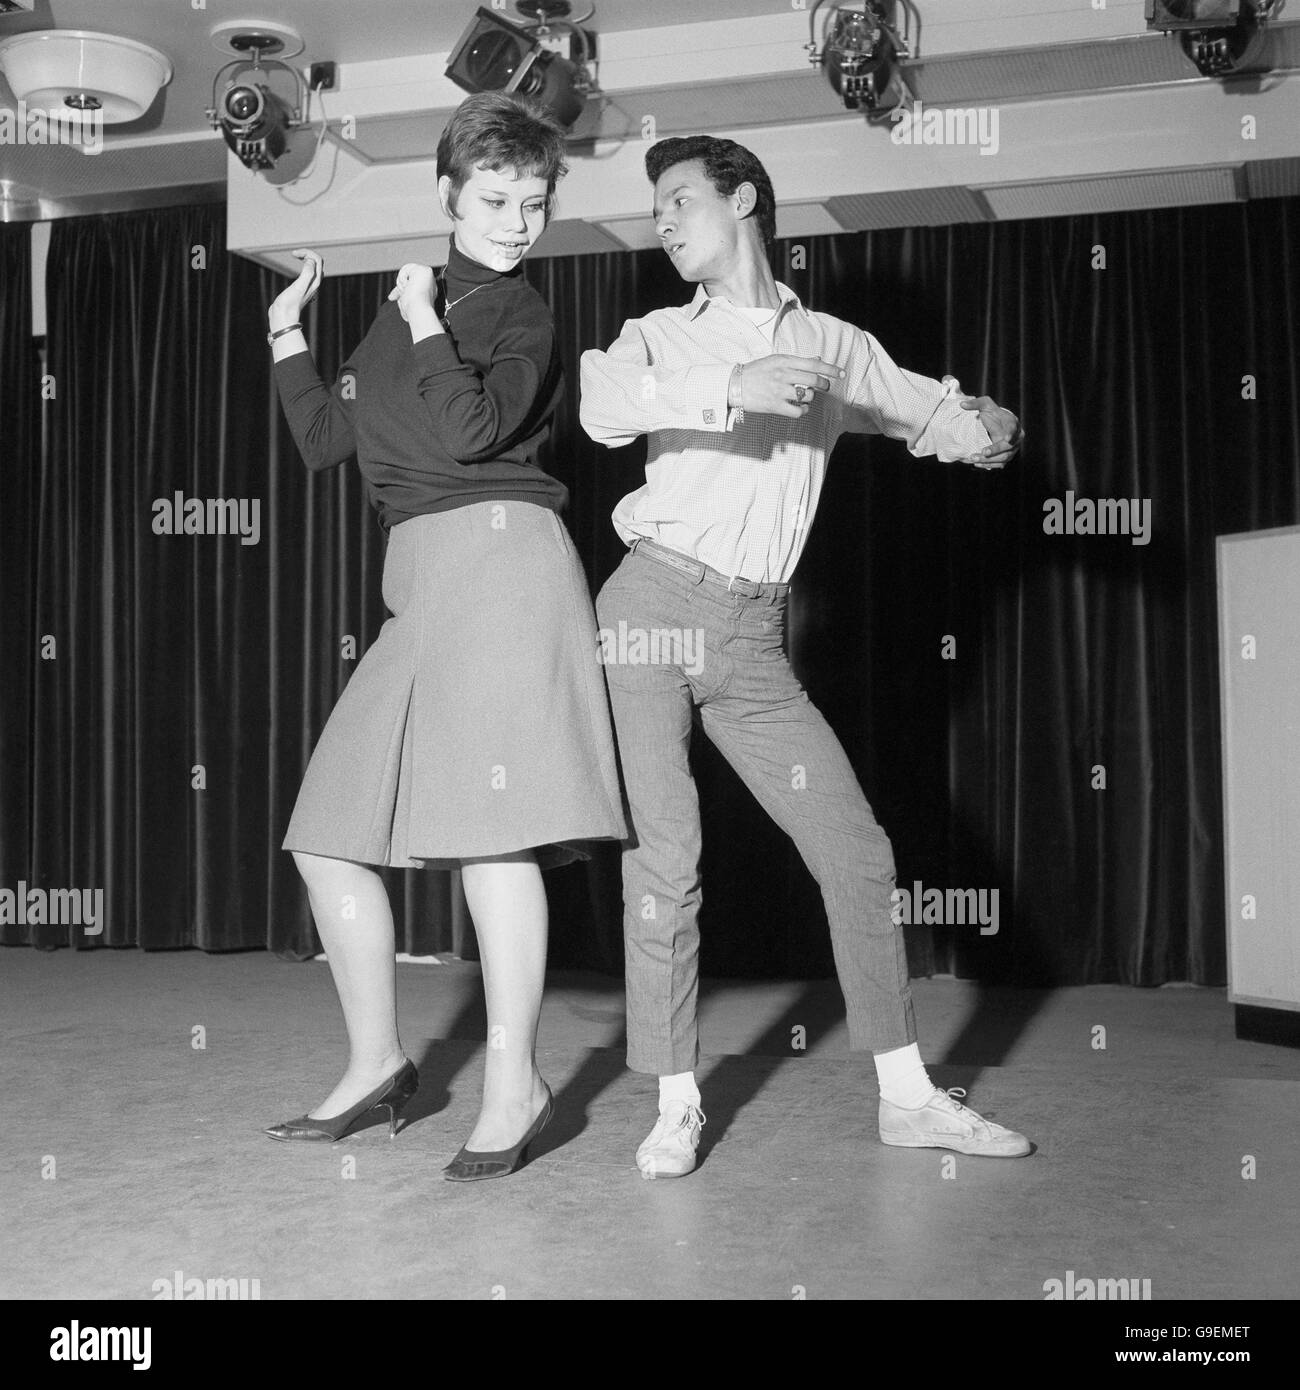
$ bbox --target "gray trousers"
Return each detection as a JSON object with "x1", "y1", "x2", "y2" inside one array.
[{"x1": 596, "y1": 540, "x2": 917, "y2": 1076}]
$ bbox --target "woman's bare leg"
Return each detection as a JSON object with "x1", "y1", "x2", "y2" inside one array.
[
  {"x1": 291, "y1": 851, "x2": 407, "y2": 1117},
  {"x1": 458, "y1": 850, "x2": 550, "y2": 1150}
]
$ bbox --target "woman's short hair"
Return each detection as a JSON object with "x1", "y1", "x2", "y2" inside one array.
[
  {"x1": 644, "y1": 135, "x2": 777, "y2": 249},
  {"x1": 437, "y1": 92, "x2": 569, "y2": 221}
]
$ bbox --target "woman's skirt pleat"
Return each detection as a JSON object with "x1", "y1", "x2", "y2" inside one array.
[{"x1": 282, "y1": 501, "x2": 627, "y2": 870}]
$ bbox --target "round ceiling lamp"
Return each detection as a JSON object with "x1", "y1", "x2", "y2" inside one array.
[
  {"x1": 0, "y1": 30, "x2": 174, "y2": 123},
  {"x1": 208, "y1": 20, "x2": 304, "y2": 61}
]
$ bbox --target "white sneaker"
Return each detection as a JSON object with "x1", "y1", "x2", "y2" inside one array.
[
  {"x1": 635, "y1": 1101, "x2": 706, "y2": 1179},
  {"x1": 879, "y1": 1086, "x2": 1031, "y2": 1158}
]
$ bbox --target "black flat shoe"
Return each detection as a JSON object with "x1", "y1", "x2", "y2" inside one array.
[
  {"x1": 442, "y1": 1084, "x2": 554, "y2": 1181},
  {"x1": 264, "y1": 1058, "x2": 419, "y2": 1143}
]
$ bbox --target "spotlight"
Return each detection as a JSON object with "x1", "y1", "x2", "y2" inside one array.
[
  {"x1": 1146, "y1": 0, "x2": 1243, "y2": 25},
  {"x1": 206, "y1": 33, "x2": 309, "y2": 176},
  {"x1": 1144, "y1": 0, "x2": 1276, "y2": 78},
  {"x1": 445, "y1": 3, "x2": 594, "y2": 131},
  {"x1": 806, "y1": 2, "x2": 912, "y2": 118}
]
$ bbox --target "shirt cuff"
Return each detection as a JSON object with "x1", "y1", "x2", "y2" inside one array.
[
  {"x1": 929, "y1": 400, "x2": 993, "y2": 463},
  {"x1": 689, "y1": 363, "x2": 738, "y2": 431}
]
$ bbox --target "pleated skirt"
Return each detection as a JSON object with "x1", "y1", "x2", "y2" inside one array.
[{"x1": 282, "y1": 500, "x2": 627, "y2": 870}]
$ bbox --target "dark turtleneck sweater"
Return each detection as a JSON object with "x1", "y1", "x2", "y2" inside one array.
[{"x1": 273, "y1": 239, "x2": 567, "y2": 531}]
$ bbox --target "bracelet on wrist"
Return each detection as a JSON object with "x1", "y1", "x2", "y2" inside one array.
[{"x1": 267, "y1": 323, "x2": 302, "y2": 345}]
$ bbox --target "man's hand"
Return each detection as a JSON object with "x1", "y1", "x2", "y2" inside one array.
[
  {"x1": 958, "y1": 393, "x2": 1023, "y2": 469},
  {"x1": 733, "y1": 354, "x2": 845, "y2": 419}
]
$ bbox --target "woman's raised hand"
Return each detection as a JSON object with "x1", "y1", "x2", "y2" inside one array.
[
  {"x1": 268, "y1": 248, "x2": 324, "y2": 331},
  {"x1": 388, "y1": 263, "x2": 438, "y2": 324}
]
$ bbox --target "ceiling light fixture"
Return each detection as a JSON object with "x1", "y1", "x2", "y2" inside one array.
[
  {"x1": 1144, "y1": 0, "x2": 1278, "y2": 78},
  {"x1": 445, "y1": 3, "x2": 596, "y2": 132},
  {"x1": 206, "y1": 29, "x2": 310, "y2": 180},
  {"x1": 805, "y1": 2, "x2": 913, "y2": 119},
  {"x1": 0, "y1": 29, "x2": 173, "y2": 122}
]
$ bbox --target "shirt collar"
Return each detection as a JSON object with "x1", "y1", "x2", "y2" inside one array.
[{"x1": 680, "y1": 281, "x2": 803, "y2": 322}]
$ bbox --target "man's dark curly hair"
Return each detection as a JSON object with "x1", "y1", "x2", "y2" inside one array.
[{"x1": 644, "y1": 135, "x2": 776, "y2": 248}]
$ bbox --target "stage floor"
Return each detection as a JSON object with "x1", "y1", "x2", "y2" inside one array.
[{"x1": 3, "y1": 949, "x2": 1298, "y2": 1300}]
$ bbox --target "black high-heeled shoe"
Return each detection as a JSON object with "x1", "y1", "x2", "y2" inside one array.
[
  {"x1": 264, "y1": 1058, "x2": 419, "y2": 1143},
  {"x1": 442, "y1": 1084, "x2": 554, "y2": 1181}
]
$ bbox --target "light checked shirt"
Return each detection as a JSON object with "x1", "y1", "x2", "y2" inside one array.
[{"x1": 579, "y1": 281, "x2": 992, "y2": 583}]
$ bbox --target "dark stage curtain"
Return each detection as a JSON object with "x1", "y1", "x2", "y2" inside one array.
[
  {"x1": 787, "y1": 204, "x2": 1299, "y2": 986},
  {"x1": 0, "y1": 223, "x2": 39, "y2": 926},
  {"x1": 4, "y1": 197, "x2": 1298, "y2": 986},
  {"x1": 10, "y1": 206, "x2": 470, "y2": 956}
]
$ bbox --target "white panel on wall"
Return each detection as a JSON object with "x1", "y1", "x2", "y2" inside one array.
[
  {"x1": 1217, "y1": 526, "x2": 1300, "y2": 1012},
  {"x1": 30, "y1": 218, "x2": 49, "y2": 337}
]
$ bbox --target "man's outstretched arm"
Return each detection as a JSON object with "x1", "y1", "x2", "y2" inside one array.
[{"x1": 844, "y1": 330, "x2": 1021, "y2": 467}]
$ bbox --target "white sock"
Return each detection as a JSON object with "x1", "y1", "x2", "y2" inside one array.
[
  {"x1": 873, "y1": 1043, "x2": 937, "y2": 1109},
  {"x1": 658, "y1": 1071, "x2": 701, "y2": 1112}
]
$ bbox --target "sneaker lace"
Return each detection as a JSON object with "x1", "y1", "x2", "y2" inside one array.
[
  {"x1": 938, "y1": 1086, "x2": 993, "y2": 1132},
  {"x1": 665, "y1": 1102, "x2": 706, "y2": 1133}
]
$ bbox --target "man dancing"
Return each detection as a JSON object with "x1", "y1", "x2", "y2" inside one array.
[{"x1": 580, "y1": 135, "x2": 1028, "y2": 1178}]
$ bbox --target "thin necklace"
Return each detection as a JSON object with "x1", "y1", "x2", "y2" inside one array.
[{"x1": 441, "y1": 279, "x2": 489, "y2": 314}]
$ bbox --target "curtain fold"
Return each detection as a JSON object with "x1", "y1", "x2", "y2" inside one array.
[
  {"x1": 3, "y1": 196, "x2": 1298, "y2": 984},
  {"x1": 0, "y1": 223, "x2": 38, "y2": 932}
]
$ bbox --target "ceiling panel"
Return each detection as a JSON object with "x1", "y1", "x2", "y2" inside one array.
[
  {"x1": 532, "y1": 216, "x2": 626, "y2": 255},
  {"x1": 905, "y1": 23, "x2": 1300, "y2": 108},
  {"x1": 340, "y1": 71, "x2": 849, "y2": 167},
  {"x1": 0, "y1": 133, "x2": 224, "y2": 196},
  {"x1": 596, "y1": 216, "x2": 660, "y2": 251},
  {"x1": 827, "y1": 186, "x2": 992, "y2": 230},
  {"x1": 628, "y1": 71, "x2": 844, "y2": 134},
  {"x1": 1244, "y1": 156, "x2": 1300, "y2": 199},
  {"x1": 0, "y1": 0, "x2": 787, "y2": 70},
  {"x1": 980, "y1": 165, "x2": 1242, "y2": 221},
  {"x1": 774, "y1": 200, "x2": 844, "y2": 238},
  {"x1": 344, "y1": 112, "x2": 445, "y2": 166},
  {"x1": 251, "y1": 234, "x2": 448, "y2": 280},
  {"x1": 906, "y1": 33, "x2": 1196, "y2": 107}
]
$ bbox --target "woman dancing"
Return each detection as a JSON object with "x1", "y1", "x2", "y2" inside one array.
[{"x1": 262, "y1": 92, "x2": 625, "y2": 1180}]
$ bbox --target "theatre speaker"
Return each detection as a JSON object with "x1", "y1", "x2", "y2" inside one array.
[{"x1": 1217, "y1": 525, "x2": 1300, "y2": 1041}]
